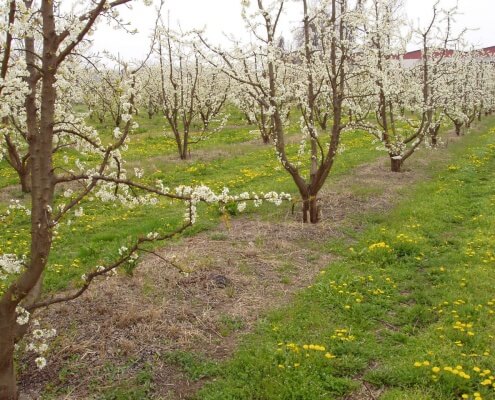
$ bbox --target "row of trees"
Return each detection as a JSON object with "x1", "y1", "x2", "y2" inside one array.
[
  {"x1": 67, "y1": 0, "x2": 495, "y2": 219},
  {"x1": 0, "y1": 0, "x2": 494, "y2": 398}
]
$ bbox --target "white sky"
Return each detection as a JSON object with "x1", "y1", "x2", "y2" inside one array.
[{"x1": 90, "y1": 0, "x2": 495, "y2": 60}]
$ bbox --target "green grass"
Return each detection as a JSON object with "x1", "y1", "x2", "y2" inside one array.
[
  {"x1": 4, "y1": 107, "x2": 495, "y2": 399},
  {"x1": 195, "y1": 123, "x2": 495, "y2": 400},
  {"x1": 0, "y1": 111, "x2": 380, "y2": 294}
]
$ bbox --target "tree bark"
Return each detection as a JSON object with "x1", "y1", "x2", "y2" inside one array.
[
  {"x1": 0, "y1": 306, "x2": 17, "y2": 400},
  {"x1": 390, "y1": 157, "x2": 402, "y2": 172},
  {"x1": 180, "y1": 135, "x2": 189, "y2": 160},
  {"x1": 302, "y1": 194, "x2": 319, "y2": 224},
  {"x1": 455, "y1": 122, "x2": 462, "y2": 136},
  {"x1": 19, "y1": 166, "x2": 31, "y2": 193}
]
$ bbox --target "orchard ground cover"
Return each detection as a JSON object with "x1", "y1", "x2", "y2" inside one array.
[
  {"x1": 0, "y1": 111, "x2": 378, "y2": 294},
  {"x1": 11, "y1": 113, "x2": 495, "y2": 398},
  {"x1": 195, "y1": 119, "x2": 495, "y2": 400}
]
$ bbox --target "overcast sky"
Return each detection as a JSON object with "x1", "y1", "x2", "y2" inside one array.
[{"x1": 90, "y1": 0, "x2": 495, "y2": 60}]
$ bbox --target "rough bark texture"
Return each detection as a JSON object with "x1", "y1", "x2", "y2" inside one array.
[
  {"x1": 302, "y1": 194, "x2": 319, "y2": 224},
  {"x1": 390, "y1": 157, "x2": 402, "y2": 172},
  {"x1": 0, "y1": 306, "x2": 17, "y2": 400}
]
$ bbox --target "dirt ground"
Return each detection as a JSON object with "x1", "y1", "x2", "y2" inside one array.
[{"x1": 18, "y1": 142, "x2": 455, "y2": 399}]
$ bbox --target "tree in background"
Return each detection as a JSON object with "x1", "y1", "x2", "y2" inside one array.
[
  {"x1": 157, "y1": 26, "x2": 229, "y2": 159},
  {"x1": 199, "y1": 0, "x2": 366, "y2": 223}
]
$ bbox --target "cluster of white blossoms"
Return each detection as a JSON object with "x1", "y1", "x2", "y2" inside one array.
[
  {"x1": 263, "y1": 191, "x2": 291, "y2": 206},
  {"x1": 16, "y1": 306, "x2": 30, "y2": 326},
  {"x1": 175, "y1": 185, "x2": 291, "y2": 224},
  {"x1": 0, "y1": 254, "x2": 24, "y2": 280},
  {"x1": 22, "y1": 320, "x2": 57, "y2": 370},
  {"x1": 14, "y1": 306, "x2": 55, "y2": 370},
  {"x1": 4, "y1": 200, "x2": 31, "y2": 216}
]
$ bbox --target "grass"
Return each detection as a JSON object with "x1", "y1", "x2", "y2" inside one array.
[
  {"x1": 194, "y1": 122, "x2": 495, "y2": 400},
  {"x1": 4, "y1": 106, "x2": 495, "y2": 399},
  {"x1": 0, "y1": 110, "x2": 380, "y2": 294}
]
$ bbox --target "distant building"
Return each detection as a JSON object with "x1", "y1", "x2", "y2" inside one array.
[{"x1": 399, "y1": 46, "x2": 495, "y2": 68}]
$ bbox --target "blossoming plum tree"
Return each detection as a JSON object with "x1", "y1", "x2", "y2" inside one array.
[
  {"x1": 0, "y1": 2, "x2": 289, "y2": 398},
  {"x1": 156, "y1": 25, "x2": 229, "y2": 159},
  {"x1": 199, "y1": 0, "x2": 366, "y2": 223},
  {"x1": 443, "y1": 51, "x2": 487, "y2": 137},
  {"x1": 351, "y1": 0, "x2": 462, "y2": 171}
]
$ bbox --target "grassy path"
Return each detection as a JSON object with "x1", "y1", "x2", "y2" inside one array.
[{"x1": 195, "y1": 122, "x2": 495, "y2": 400}]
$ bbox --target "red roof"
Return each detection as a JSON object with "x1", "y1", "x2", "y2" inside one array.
[
  {"x1": 403, "y1": 49, "x2": 456, "y2": 60},
  {"x1": 482, "y1": 46, "x2": 495, "y2": 55},
  {"x1": 403, "y1": 50, "x2": 422, "y2": 59}
]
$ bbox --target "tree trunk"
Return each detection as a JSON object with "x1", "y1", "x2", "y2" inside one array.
[
  {"x1": 302, "y1": 194, "x2": 319, "y2": 224},
  {"x1": 19, "y1": 169, "x2": 31, "y2": 193},
  {"x1": 0, "y1": 306, "x2": 17, "y2": 400},
  {"x1": 390, "y1": 157, "x2": 402, "y2": 172},
  {"x1": 180, "y1": 137, "x2": 189, "y2": 160},
  {"x1": 455, "y1": 123, "x2": 462, "y2": 136},
  {"x1": 430, "y1": 125, "x2": 440, "y2": 148},
  {"x1": 262, "y1": 134, "x2": 270, "y2": 144}
]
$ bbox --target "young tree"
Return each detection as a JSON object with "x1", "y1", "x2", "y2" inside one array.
[
  {"x1": 353, "y1": 0, "x2": 460, "y2": 171},
  {"x1": 79, "y1": 61, "x2": 132, "y2": 127},
  {"x1": 232, "y1": 84, "x2": 275, "y2": 144},
  {"x1": 199, "y1": 0, "x2": 365, "y2": 223},
  {"x1": 138, "y1": 64, "x2": 164, "y2": 119},
  {"x1": 0, "y1": 1, "x2": 31, "y2": 193},
  {"x1": 195, "y1": 67, "x2": 230, "y2": 131},
  {"x1": 157, "y1": 26, "x2": 228, "y2": 159},
  {"x1": 443, "y1": 51, "x2": 485, "y2": 136}
]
